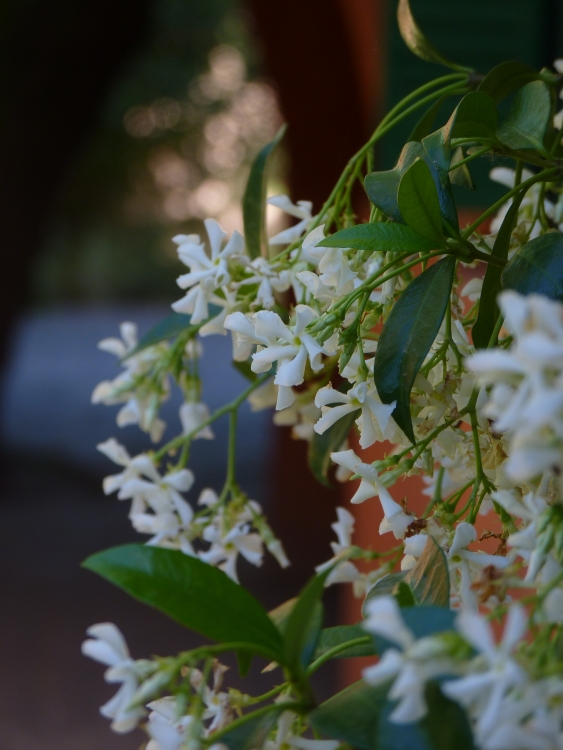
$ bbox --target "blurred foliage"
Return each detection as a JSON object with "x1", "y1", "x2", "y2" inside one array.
[{"x1": 33, "y1": 0, "x2": 284, "y2": 304}]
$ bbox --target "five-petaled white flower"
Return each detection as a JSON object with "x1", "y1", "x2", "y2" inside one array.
[
  {"x1": 330, "y1": 449, "x2": 413, "y2": 538},
  {"x1": 172, "y1": 219, "x2": 245, "y2": 324},
  {"x1": 82, "y1": 623, "x2": 145, "y2": 733}
]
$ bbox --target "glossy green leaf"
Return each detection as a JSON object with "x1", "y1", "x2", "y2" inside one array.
[
  {"x1": 502, "y1": 232, "x2": 563, "y2": 301},
  {"x1": 243, "y1": 124, "x2": 286, "y2": 259},
  {"x1": 364, "y1": 141, "x2": 426, "y2": 223},
  {"x1": 449, "y1": 147, "x2": 475, "y2": 190},
  {"x1": 318, "y1": 222, "x2": 438, "y2": 254},
  {"x1": 398, "y1": 159, "x2": 445, "y2": 244},
  {"x1": 472, "y1": 192, "x2": 525, "y2": 348},
  {"x1": 404, "y1": 537, "x2": 450, "y2": 607},
  {"x1": 419, "y1": 131, "x2": 459, "y2": 233},
  {"x1": 308, "y1": 410, "x2": 356, "y2": 487},
  {"x1": 497, "y1": 81, "x2": 551, "y2": 150},
  {"x1": 83, "y1": 545, "x2": 284, "y2": 660},
  {"x1": 422, "y1": 682, "x2": 476, "y2": 750},
  {"x1": 397, "y1": 0, "x2": 470, "y2": 73},
  {"x1": 373, "y1": 256, "x2": 456, "y2": 443},
  {"x1": 446, "y1": 91, "x2": 498, "y2": 141},
  {"x1": 283, "y1": 571, "x2": 328, "y2": 673},
  {"x1": 478, "y1": 60, "x2": 541, "y2": 104},
  {"x1": 314, "y1": 624, "x2": 375, "y2": 660}
]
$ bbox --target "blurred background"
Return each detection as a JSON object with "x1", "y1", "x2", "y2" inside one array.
[{"x1": 0, "y1": 1, "x2": 561, "y2": 747}]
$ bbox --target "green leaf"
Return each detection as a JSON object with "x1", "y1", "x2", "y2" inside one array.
[
  {"x1": 422, "y1": 682, "x2": 476, "y2": 750},
  {"x1": 373, "y1": 256, "x2": 456, "y2": 442},
  {"x1": 497, "y1": 81, "x2": 551, "y2": 151},
  {"x1": 408, "y1": 94, "x2": 449, "y2": 142},
  {"x1": 268, "y1": 597, "x2": 297, "y2": 635},
  {"x1": 502, "y1": 232, "x2": 563, "y2": 301},
  {"x1": 478, "y1": 60, "x2": 542, "y2": 104},
  {"x1": 310, "y1": 681, "x2": 389, "y2": 750},
  {"x1": 318, "y1": 223, "x2": 438, "y2": 254},
  {"x1": 83, "y1": 545, "x2": 284, "y2": 660},
  {"x1": 212, "y1": 704, "x2": 287, "y2": 750},
  {"x1": 398, "y1": 159, "x2": 445, "y2": 244},
  {"x1": 449, "y1": 147, "x2": 475, "y2": 190},
  {"x1": 364, "y1": 141, "x2": 426, "y2": 223},
  {"x1": 310, "y1": 680, "x2": 432, "y2": 750},
  {"x1": 308, "y1": 410, "x2": 356, "y2": 487},
  {"x1": 363, "y1": 571, "x2": 408, "y2": 614},
  {"x1": 314, "y1": 625, "x2": 375, "y2": 659},
  {"x1": 472, "y1": 191, "x2": 526, "y2": 348},
  {"x1": 283, "y1": 571, "x2": 328, "y2": 673},
  {"x1": 243, "y1": 124, "x2": 286, "y2": 260},
  {"x1": 395, "y1": 580, "x2": 417, "y2": 608},
  {"x1": 446, "y1": 91, "x2": 498, "y2": 141},
  {"x1": 404, "y1": 537, "x2": 450, "y2": 606},
  {"x1": 397, "y1": 0, "x2": 470, "y2": 73}
]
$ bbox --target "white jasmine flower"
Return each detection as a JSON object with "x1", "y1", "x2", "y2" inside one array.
[
  {"x1": 316, "y1": 507, "x2": 361, "y2": 585},
  {"x1": 235, "y1": 256, "x2": 291, "y2": 309},
  {"x1": 442, "y1": 605, "x2": 528, "y2": 741},
  {"x1": 330, "y1": 449, "x2": 412, "y2": 538},
  {"x1": 172, "y1": 220, "x2": 244, "y2": 324},
  {"x1": 314, "y1": 381, "x2": 396, "y2": 449},
  {"x1": 268, "y1": 195, "x2": 316, "y2": 245},
  {"x1": 199, "y1": 503, "x2": 264, "y2": 582},
  {"x1": 467, "y1": 291, "x2": 563, "y2": 484},
  {"x1": 146, "y1": 697, "x2": 195, "y2": 750},
  {"x1": 225, "y1": 305, "x2": 328, "y2": 410},
  {"x1": 92, "y1": 323, "x2": 168, "y2": 442},
  {"x1": 81, "y1": 623, "x2": 145, "y2": 733},
  {"x1": 447, "y1": 522, "x2": 512, "y2": 610},
  {"x1": 363, "y1": 597, "x2": 454, "y2": 723}
]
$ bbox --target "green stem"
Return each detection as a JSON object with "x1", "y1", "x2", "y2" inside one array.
[
  {"x1": 448, "y1": 144, "x2": 491, "y2": 172},
  {"x1": 461, "y1": 168, "x2": 558, "y2": 239},
  {"x1": 306, "y1": 636, "x2": 372, "y2": 675},
  {"x1": 155, "y1": 373, "x2": 272, "y2": 462}
]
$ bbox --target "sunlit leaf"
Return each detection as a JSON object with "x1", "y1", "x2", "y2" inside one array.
[
  {"x1": 243, "y1": 124, "x2": 286, "y2": 259},
  {"x1": 373, "y1": 256, "x2": 456, "y2": 443},
  {"x1": 83, "y1": 544, "x2": 284, "y2": 661},
  {"x1": 449, "y1": 147, "x2": 475, "y2": 190},
  {"x1": 502, "y1": 232, "x2": 563, "y2": 301}
]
